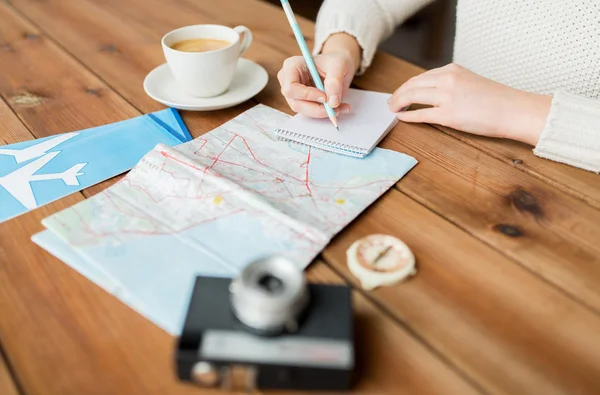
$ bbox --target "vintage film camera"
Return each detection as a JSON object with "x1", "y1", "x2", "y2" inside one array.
[{"x1": 175, "y1": 256, "x2": 355, "y2": 391}]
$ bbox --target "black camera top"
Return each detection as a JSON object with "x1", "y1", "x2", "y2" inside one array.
[{"x1": 175, "y1": 256, "x2": 355, "y2": 392}]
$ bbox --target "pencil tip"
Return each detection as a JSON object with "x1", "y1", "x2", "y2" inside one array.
[{"x1": 336, "y1": 126, "x2": 340, "y2": 131}]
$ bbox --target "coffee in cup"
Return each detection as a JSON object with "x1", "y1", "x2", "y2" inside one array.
[
  {"x1": 169, "y1": 38, "x2": 232, "y2": 53},
  {"x1": 162, "y1": 24, "x2": 253, "y2": 98}
]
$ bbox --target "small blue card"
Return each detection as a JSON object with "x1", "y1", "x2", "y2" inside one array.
[{"x1": 0, "y1": 108, "x2": 191, "y2": 223}]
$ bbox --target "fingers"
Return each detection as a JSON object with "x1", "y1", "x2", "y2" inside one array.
[
  {"x1": 388, "y1": 88, "x2": 446, "y2": 112},
  {"x1": 396, "y1": 107, "x2": 443, "y2": 124},
  {"x1": 278, "y1": 56, "x2": 327, "y2": 102},
  {"x1": 391, "y1": 74, "x2": 439, "y2": 104},
  {"x1": 277, "y1": 57, "x2": 302, "y2": 86},
  {"x1": 392, "y1": 63, "x2": 463, "y2": 101},
  {"x1": 283, "y1": 83, "x2": 327, "y2": 103},
  {"x1": 323, "y1": 57, "x2": 349, "y2": 108},
  {"x1": 278, "y1": 54, "x2": 354, "y2": 116},
  {"x1": 287, "y1": 99, "x2": 351, "y2": 118}
]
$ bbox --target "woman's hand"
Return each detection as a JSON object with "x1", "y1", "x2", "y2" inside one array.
[
  {"x1": 277, "y1": 33, "x2": 362, "y2": 118},
  {"x1": 388, "y1": 63, "x2": 552, "y2": 146}
]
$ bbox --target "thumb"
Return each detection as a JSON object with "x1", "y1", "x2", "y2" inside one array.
[{"x1": 323, "y1": 57, "x2": 348, "y2": 108}]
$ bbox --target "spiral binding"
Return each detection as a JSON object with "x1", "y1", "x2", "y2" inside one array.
[{"x1": 275, "y1": 128, "x2": 367, "y2": 158}]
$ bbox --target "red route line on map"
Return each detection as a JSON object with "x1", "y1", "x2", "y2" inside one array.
[
  {"x1": 157, "y1": 140, "x2": 396, "y2": 221},
  {"x1": 208, "y1": 135, "x2": 237, "y2": 170},
  {"x1": 157, "y1": 146, "x2": 395, "y2": 205},
  {"x1": 60, "y1": 119, "x2": 393, "y2": 246},
  {"x1": 120, "y1": 178, "x2": 235, "y2": 204},
  {"x1": 103, "y1": 189, "x2": 160, "y2": 231},
  {"x1": 237, "y1": 134, "x2": 310, "y2": 184},
  {"x1": 73, "y1": 183, "x2": 331, "y2": 247},
  {"x1": 207, "y1": 128, "x2": 309, "y2": 183},
  {"x1": 72, "y1": 130, "x2": 393, "y2": 242},
  {"x1": 162, "y1": 134, "x2": 309, "y2": 192},
  {"x1": 71, "y1": 204, "x2": 324, "y2": 249},
  {"x1": 70, "y1": 203, "x2": 247, "y2": 246},
  {"x1": 302, "y1": 146, "x2": 312, "y2": 195},
  {"x1": 214, "y1": 159, "x2": 285, "y2": 181},
  {"x1": 197, "y1": 134, "x2": 237, "y2": 197},
  {"x1": 160, "y1": 151, "x2": 204, "y2": 171},
  {"x1": 243, "y1": 112, "x2": 270, "y2": 136},
  {"x1": 160, "y1": 168, "x2": 193, "y2": 182},
  {"x1": 191, "y1": 131, "x2": 395, "y2": 198},
  {"x1": 193, "y1": 138, "x2": 208, "y2": 156}
]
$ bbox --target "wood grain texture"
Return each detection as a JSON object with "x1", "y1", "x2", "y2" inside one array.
[
  {"x1": 0, "y1": 209, "x2": 480, "y2": 395},
  {"x1": 7, "y1": 0, "x2": 600, "y2": 393},
  {"x1": 0, "y1": 97, "x2": 35, "y2": 144},
  {"x1": 151, "y1": 0, "x2": 600, "y2": 310},
  {"x1": 0, "y1": 352, "x2": 20, "y2": 395},
  {"x1": 0, "y1": 3, "x2": 139, "y2": 137},
  {"x1": 323, "y1": 190, "x2": 600, "y2": 395},
  {"x1": 175, "y1": 0, "x2": 600, "y2": 208},
  {"x1": 0, "y1": 1, "x2": 149, "y2": 196},
  {"x1": 349, "y1": 46, "x2": 600, "y2": 212},
  {"x1": 0, "y1": 200, "x2": 481, "y2": 395},
  {"x1": 380, "y1": 122, "x2": 600, "y2": 311},
  {"x1": 428, "y1": 124, "x2": 600, "y2": 210},
  {"x1": 0, "y1": 3, "x2": 482, "y2": 394},
  {"x1": 57, "y1": 0, "x2": 600, "y2": 312},
  {"x1": 158, "y1": 0, "x2": 600, "y2": 311},
  {"x1": 1, "y1": 1, "x2": 599, "y2": 395},
  {"x1": 65, "y1": 0, "x2": 600, "y2": 313},
  {"x1": 0, "y1": 194, "x2": 211, "y2": 395}
]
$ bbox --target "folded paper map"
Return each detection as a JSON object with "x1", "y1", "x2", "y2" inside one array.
[
  {"x1": 33, "y1": 104, "x2": 417, "y2": 334},
  {"x1": 0, "y1": 108, "x2": 191, "y2": 223}
]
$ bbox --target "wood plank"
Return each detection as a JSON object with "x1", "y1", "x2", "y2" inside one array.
[
  {"x1": 308, "y1": 264, "x2": 481, "y2": 395},
  {"x1": 0, "y1": 2, "x2": 481, "y2": 395},
  {"x1": 384, "y1": 122, "x2": 600, "y2": 309},
  {"x1": 8, "y1": 0, "x2": 600, "y2": 394},
  {"x1": 0, "y1": 97, "x2": 35, "y2": 145},
  {"x1": 54, "y1": 1, "x2": 597, "y2": 389},
  {"x1": 323, "y1": 189, "x2": 600, "y2": 395},
  {"x1": 431, "y1": 128, "x2": 600, "y2": 210},
  {"x1": 0, "y1": 202, "x2": 480, "y2": 395},
  {"x1": 2, "y1": 0, "x2": 297, "y2": 198},
  {"x1": 0, "y1": 194, "x2": 206, "y2": 395},
  {"x1": 174, "y1": 0, "x2": 600, "y2": 208},
  {"x1": 355, "y1": 61, "x2": 600, "y2": 210},
  {"x1": 0, "y1": 1, "x2": 162, "y2": 198},
  {"x1": 0, "y1": 3, "x2": 140, "y2": 137},
  {"x1": 84, "y1": 0, "x2": 600, "y2": 312},
  {"x1": 0, "y1": 351, "x2": 20, "y2": 395},
  {"x1": 36, "y1": 0, "x2": 600, "y2": 314}
]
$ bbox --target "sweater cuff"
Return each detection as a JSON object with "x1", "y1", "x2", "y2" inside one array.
[
  {"x1": 313, "y1": 7, "x2": 388, "y2": 75},
  {"x1": 533, "y1": 90, "x2": 600, "y2": 173}
]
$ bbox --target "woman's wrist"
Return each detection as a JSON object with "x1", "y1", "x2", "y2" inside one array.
[
  {"x1": 507, "y1": 92, "x2": 553, "y2": 146},
  {"x1": 320, "y1": 33, "x2": 362, "y2": 74}
]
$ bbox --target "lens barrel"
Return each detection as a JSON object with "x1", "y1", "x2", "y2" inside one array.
[{"x1": 230, "y1": 256, "x2": 309, "y2": 335}]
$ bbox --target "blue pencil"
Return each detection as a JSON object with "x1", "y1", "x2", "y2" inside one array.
[{"x1": 280, "y1": 0, "x2": 339, "y2": 130}]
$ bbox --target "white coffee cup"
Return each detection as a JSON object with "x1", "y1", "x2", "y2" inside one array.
[{"x1": 162, "y1": 24, "x2": 253, "y2": 98}]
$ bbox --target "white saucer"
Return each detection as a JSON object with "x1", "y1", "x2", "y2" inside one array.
[{"x1": 143, "y1": 58, "x2": 269, "y2": 111}]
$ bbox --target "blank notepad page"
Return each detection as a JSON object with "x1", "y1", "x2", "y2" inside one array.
[{"x1": 275, "y1": 89, "x2": 398, "y2": 157}]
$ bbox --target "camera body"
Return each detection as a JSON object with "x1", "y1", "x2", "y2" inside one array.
[{"x1": 175, "y1": 257, "x2": 355, "y2": 392}]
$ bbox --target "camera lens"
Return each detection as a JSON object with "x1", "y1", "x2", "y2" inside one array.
[
  {"x1": 257, "y1": 273, "x2": 284, "y2": 294},
  {"x1": 230, "y1": 256, "x2": 309, "y2": 335}
]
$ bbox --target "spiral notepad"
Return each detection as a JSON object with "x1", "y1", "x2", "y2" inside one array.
[{"x1": 276, "y1": 89, "x2": 398, "y2": 158}]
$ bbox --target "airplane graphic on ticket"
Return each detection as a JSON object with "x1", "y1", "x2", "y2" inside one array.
[
  {"x1": 0, "y1": 108, "x2": 192, "y2": 223},
  {"x1": 0, "y1": 133, "x2": 87, "y2": 210}
]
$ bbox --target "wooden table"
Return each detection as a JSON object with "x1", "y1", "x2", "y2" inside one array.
[{"x1": 1, "y1": 1, "x2": 599, "y2": 394}]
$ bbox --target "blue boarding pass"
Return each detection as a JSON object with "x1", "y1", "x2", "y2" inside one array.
[{"x1": 0, "y1": 108, "x2": 191, "y2": 223}]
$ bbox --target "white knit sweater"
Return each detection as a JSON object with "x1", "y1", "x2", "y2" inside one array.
[{"x1": 313, "y1": 0, "x2": 600, "y2": 173}]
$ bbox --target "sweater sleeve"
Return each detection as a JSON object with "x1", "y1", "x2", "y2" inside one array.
[
  {"x1": 313, "y1": 0, "x2": 435, "y2": 75},
  {"x1": 533, "y1": 90, "x2": 600, "y2": 173}
]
